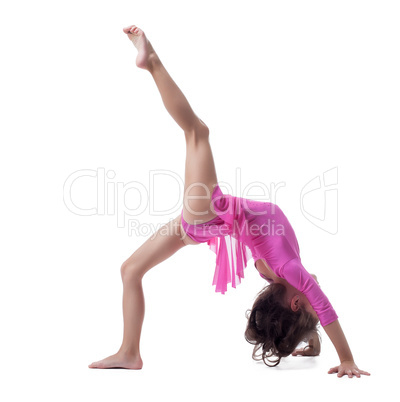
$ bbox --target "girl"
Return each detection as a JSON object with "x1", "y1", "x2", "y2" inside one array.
[{"x1": 89, "y1": 25, "x2": 370, "y2": 378}]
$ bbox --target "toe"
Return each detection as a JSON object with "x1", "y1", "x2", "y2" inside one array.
[{"x1": 123, "y1": 25, "x2": 135, "y2": 34}]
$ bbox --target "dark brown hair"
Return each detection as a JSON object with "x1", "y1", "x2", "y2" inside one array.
[{"x1": 244, "y1": 283, "x2": 319, "y2": 367}]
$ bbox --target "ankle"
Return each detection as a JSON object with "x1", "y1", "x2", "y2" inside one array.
[
  {"x1": 118, "y1": 346, "x2": 141, "y2": 359},
  {"x1": 148, "y1": 53, "x2": 161, "y2": 73}
]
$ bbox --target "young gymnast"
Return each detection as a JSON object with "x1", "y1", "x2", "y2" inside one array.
[{"x1": 88, "y1": 25, "x2": 370, "y2": 378}]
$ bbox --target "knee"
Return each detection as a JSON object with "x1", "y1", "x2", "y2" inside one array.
[
  {"x1": 120, "y1": 260, "x2": 142, "y2": 283},
  {"x1": 185, "y1": 119, "x2": 209, "y2": 140}
]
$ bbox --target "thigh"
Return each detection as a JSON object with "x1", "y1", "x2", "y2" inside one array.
[
  {"x1": 122, "y1": 215, "x2": 197, "y2": 279},
  {"x1": 183, "y1": 121, "x2": 218, "y2": 225}
]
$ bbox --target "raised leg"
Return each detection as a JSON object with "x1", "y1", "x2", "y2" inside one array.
[{"x1": 125, "y1": 25, "x2": 218, "y2": 225}]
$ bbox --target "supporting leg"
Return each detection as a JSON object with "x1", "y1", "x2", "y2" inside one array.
[{"x1": 88, "y1": 215, "x2": 191, "y2": 369}]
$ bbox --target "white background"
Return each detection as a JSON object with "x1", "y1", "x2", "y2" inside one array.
[{"x1": 1, "y1": 0, "x2": 399, "y2": 401}]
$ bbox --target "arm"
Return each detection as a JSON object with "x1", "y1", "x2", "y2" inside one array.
[
  {"x1": 324, "y1": 319, "x2": 353, "y2": 362},
  {"x1": 280, "y1": 260, "x2": 370, "y2": 377},
  {"x1": 324, "y1": 319, "x2": 370, "y2": 378}
]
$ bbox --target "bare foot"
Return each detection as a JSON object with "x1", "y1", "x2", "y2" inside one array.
[
  {"x1": 88, "y1": 352, "x2": 143, "y2": 370},
  {"x1": 123, "y1": 25, "x2": 157, "y2": 70}
]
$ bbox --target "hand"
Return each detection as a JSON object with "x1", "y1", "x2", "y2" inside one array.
[
  {"x1": 292, "y1": 330, "x2": 320, "y2": 356},
  {"x1": 328, "y1": 360, "x2": 370, "y2": 378},
  {"x1": 292, "y1": 344, "x2": 319, "y2": 356}
]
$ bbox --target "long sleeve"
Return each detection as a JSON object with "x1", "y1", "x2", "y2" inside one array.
[{"x1": 279, "y1": 258, "x2": 338, "y2": 327}]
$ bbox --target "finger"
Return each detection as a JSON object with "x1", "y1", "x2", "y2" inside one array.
[
  {"x1": 293, "y1": 349, "x2": 307, "y2": 356},
  {"x1": 337, "y1": 368, "x2": 345, "y2": 378},
  {"x1": 347, "y1": 370, "x2": 353, "y2": 378},
  {"x1": 354, "y1": 370, "x2": 361, "y2": 378},
  {"x1": 328, "y1": 366, "x2": 338, "y2": 374},
  {"x1": 359, "y1": 370, "x2": 371, "y2": 376}
]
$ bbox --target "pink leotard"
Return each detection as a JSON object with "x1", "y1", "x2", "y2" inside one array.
[{"x1": 180, "y1": 184, "x2": 338, "y2": 327}]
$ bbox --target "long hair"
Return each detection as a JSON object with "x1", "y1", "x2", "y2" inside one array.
[{"x1": 244, "y1": 283, "x2": 319, "y2": 367}]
